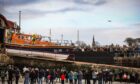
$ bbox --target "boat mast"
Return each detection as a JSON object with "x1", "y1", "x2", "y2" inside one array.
[
  {"x1": 61, "y1": 34, "x2": 63, "y2": 45},
  {"x1": 49, "y1": 28, "x2": 51, "y2": 42}
]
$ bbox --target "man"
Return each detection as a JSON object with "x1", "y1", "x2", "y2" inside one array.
[
  {"x1": 74, "y1": 71, "x2": 78, "y2": 84},
  {"x1": 14, "y1": 67, "x2": 20, "y2": 84},
  {"x1": 8, "y1": 65, "x2": 14, "y2": 84},
  {"x1": 38, "y1": 69, "x2": 44, "y2": 84},
  {"x1": 23, "y1": 67, "x2": 30, "y2": 84},
  {"x1": 0, "y1": 69, "x2": 6, "y2": 84},
  {"x1": 68, "y1": 71, "x2": 74, "y2": 84}
]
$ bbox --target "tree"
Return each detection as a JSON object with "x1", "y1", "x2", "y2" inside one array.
[
  {"x1": 124, "y1": 37, "x2": 135, "y2": 46},
  {"x1": 135, "y1": 38, "x2": 140, "y2": 46},
  {"x1": 95, "y1": 41, "x2": 100, "y2": 46},
  {"x1": 135, "y1": 38, "x2": 140, "y2": 42},
  {"x1": 76, "y1": 41, "x2": 87, "y2": 48}
]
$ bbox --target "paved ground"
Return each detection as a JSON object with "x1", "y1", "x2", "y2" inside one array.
[{"x1": 1, "y1": 79, "x2": 136, "y2": 84}]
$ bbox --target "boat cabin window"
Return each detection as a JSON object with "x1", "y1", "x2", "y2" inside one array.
[
  {"x1": 18, "y1": 36, "x2": 20, "y2": 39},
  {"x1": 54, "y1": 49, "x2": 58, "y2": 53},
  {"x1": 21, "y1": 36, "x2": 24, "y2": 39},
  {"x1": 26, "y1": 36, "x2": 28, "y2": 39},
  {"x1": 29, "y1": 36, "x2": 32, "y2": 40},
  {"x1": 18, "y1": 35, "x2": 24, "y2": 39},
  {"x1": 59, "y1": 49, "x2": 62, "y2": 52}
]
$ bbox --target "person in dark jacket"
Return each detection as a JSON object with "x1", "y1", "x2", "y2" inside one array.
[
  {"x1": 135, "y1": 72, "x2": 139, "y2": 84},
  {"x1": 14, "y1": 67, "x2": 20, "y2": 84},
  {"x1": 98, "y1": 71, "x2": 103, "y2": 84},
  {"x1": 50, "y1": 70, "x2": 55, "y2": 84},
  {"x1": 34, "y1": 67, "x2": 39, "y2": 83},
  {"x1": 86, "y1": 70, "x2": 91, "y2": 84},
  {"x1": 30, "y1": 68, "x2": 36, "y2": 84},
  {"x1": 0, "y1": 69, "x2": 6, "y2": 84},
  {"x1": 45, "y1": 69, "x2": 49, "y2": 84},
  {"x1": 8, "y1": 65, "x2": 14, "y2": 84},
  {"x1": 38, "y1": 69, "x2": 44, "y2": 84}
]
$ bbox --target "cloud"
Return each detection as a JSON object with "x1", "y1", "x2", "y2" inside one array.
[
  {"x1": 2, "y1": 0, "x2": 93, "y2": 20},
  {"x1": 0, "y1": 0, "x2": 40, "y2": 6},
  {"x1": 3, "y1": 7, "x2": 88, "y2": 20},
  {"x1": 132, "y1": 22, "x2": 140, "y2": 26},
  {"x1": 1, "y1": 0, "x2": 107, "y2": 14},
  {"x1": 74, "y1": 0, "x2": 107, "y2": 6},
  {"x1": 1, "y1": 0, "x2": 107, "y2": 6},
  {"x1": 3, "y1": 0, "x2": 139, "y2": 21},
  {"x1": 0, "y1": 6, "x2": 5, "y2": 14},
  {"x1": 1, "y1": 0, "x2": 140, "y2": 45},
  {"x1": 45, "y1": 7, "x2": 88, "y2": 13}
]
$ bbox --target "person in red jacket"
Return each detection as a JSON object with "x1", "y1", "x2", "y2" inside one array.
[{"x1": 61, "y1": 72, "x2": 65, "y2": 84}]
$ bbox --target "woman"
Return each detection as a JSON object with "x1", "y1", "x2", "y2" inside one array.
[
  {"x1": 61, "y1": 72, "x2": 65, "y2": 84},
  {"x1": 78, "y1": 70, "x2": 83, "y2": 84},
  {"x1": 92, "y1": 70, "x2": 97, "y2": 84}
]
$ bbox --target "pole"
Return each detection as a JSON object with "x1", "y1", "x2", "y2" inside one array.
[
  {"x1": 19, "y1": 11, "x2": 21, "y2": 29},
  {"x1": 61, "y1": 34, "x2": 63, "y2": 44},
  {"x1": 77, "y1": 29, "x2": 79, "y2": 46},
  {"x1": 77, "y1": 29, "x2": 79, "y2": 42}
]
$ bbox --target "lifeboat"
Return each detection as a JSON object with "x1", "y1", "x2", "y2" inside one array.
[{"x1": 6, "y1": 33, "x2": 72, "y2": 60}]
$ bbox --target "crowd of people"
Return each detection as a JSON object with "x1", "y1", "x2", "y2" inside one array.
[
  {"x1": 76, "y1": 44, "x2": 140, "y2": 57},
  {"x1": 0, "y1": 65, "x2": 139, "y2": 84}
]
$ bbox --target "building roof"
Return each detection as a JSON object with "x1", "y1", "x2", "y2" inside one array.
[
  {"x1": 7, "y1": 20, "x2": 15, "y2": 28},
  {"x1": 0, "y1": 14, "x2": 9, "y2": 28},
  {"x1": 0, "y1": 14, "x2": 20, "y2": 29}
]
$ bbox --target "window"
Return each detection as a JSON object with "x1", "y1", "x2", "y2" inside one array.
[
  {"x1": 54, "y1": 49, "x2": 58, "y2": 53},
  {"x1": 18, "y1": 36, "x2": 20, "y2": 39},
  {"x1": 59, "y1": 49, "x2": 62, "y2": 52}
]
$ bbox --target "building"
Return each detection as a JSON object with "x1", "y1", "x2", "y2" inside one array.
[
  {"x1": 0, "y1": 14, "x2": 8, "y2": 52},
  {"x1": 0, "y1": 14, "x2": 20, "y2": 44},
  {"x1": 92, "y1": 35, "x2": 96, "y2": 48}
]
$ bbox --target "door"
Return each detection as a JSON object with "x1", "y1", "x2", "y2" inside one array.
[{"x1": 0, "y1": 28, "x2": 5, "y2": 51}]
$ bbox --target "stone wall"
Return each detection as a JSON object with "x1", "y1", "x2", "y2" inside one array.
[{"x1": 0, "y1": 54, "x2": 10, "y2": 64}]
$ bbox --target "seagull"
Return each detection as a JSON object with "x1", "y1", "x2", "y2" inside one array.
[{"x1": 108, "y1": 20, "x2": 111, "y2": 22}]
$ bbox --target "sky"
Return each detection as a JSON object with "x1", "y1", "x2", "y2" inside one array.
[{"x1": 0, "y1": 0, "x2": 140, "y2": 45}]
